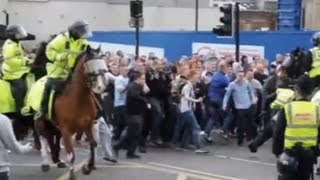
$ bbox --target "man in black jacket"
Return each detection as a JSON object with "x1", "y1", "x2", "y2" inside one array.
[{"x1": 113, "y1": 71, "x2": 150, "y2": 159}]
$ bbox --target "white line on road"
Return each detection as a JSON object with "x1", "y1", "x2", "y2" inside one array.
[
  {"x1": 214, "y1": 155, "x2": 276, "y2": 167},
  {"x1": 148, "y1": 162, "x2": 246, "y2": 180}
]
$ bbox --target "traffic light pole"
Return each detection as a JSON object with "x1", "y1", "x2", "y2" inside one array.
[
  {"x1": 135, "y1": 22, "x2": 140, "y2": 60},
  {"x1": 235, "y1": 2, "x2": 240, "y2": 62}
]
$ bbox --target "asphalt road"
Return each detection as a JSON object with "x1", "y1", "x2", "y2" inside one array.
[{"x1": 8, "y1": 134, "x2": 320, "y2": 180}]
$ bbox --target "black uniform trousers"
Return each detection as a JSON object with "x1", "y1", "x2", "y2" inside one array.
[{"x1": 8, "y1": 75, "x2": 27, "y2": 112}]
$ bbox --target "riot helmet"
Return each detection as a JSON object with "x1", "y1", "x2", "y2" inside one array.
[
  {"x1": 5, "y1": 25, "x2": 28, "y2": 41},
  {"x1": 68, "y1": 20, "x2": 92, "y2": 39},
  {"x1": 277, "y1": 152, "x2": 299, "y2": 175},
  {"x1": 312, "y1": 32, "x2": 320, "y2": 47}
]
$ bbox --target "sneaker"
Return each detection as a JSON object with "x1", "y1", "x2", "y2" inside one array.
[
  {"x1": 103, "y1": 157, "x2": 118, "y2": 164},
  {"x1": 199, "y1": 131, "x2": 206, "y2": 136},
  {"x1": 195, "y1": 149, "x2": 209, "y2": 154},
  {"x1": 126, "y1": 154, "x2": 141, "y2": 159},
  {"x1": 248, "y1": 143, "x2": 258, "y2": 153}
]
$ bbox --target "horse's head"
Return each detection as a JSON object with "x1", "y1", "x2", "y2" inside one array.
[
  {"x1": 82, "y1": 45, "x2": 108, "y2": 94},
  {"x1": 287, "y1": 47, "x2": 312, "y2": 79}
]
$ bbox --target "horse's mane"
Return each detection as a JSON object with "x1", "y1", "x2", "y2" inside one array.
[{"x1": 65, "y1": 51, "x2": 87, "y2": 84}]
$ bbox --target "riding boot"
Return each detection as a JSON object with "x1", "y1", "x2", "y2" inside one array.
[{"x1": 34, "y1": 81, "x2": 52, "y2": 120}]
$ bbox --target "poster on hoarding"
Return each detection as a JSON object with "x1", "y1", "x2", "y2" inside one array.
[
  {"x1": 90, "y1": 41, "x2": 165, "y2": 59},
  {"x1": 192, "y1": 42, "x2": 265, "y2": 62}
]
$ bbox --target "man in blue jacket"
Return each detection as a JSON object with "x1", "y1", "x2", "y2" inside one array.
[{"x1": 205, "y1": 60, "x2": 230, "y2": 139}]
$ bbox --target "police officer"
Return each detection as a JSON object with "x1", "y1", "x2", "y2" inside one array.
[
  {"x1": 1, "y1": 25, "x2": 33, "y2": 113},
  {"x1": 248, "y1": 59, "x2": 295, "y2": 153},
  {"x1": 309, "y1": 32, "x2": 320, "y2": 87},
  {"x1": 273, "y1": 74, "x2": 319, "y2": 180},
  {"x1": 34, "y1": 20, "x2": 91, "y2": 120}
]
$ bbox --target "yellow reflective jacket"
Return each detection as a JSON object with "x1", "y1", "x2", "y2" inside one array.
[
  {"x1": 45, "y1": 32, "x2": 88, "y2": 79},
  {"x1": 284, "y1": 101, "x2": 320, "y2": 149},
  {"x1": 1, "y1": 39, "x2": 30, "y2": 80}
]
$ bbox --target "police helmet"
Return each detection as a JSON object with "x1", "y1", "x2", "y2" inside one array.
[
  {"x1": 277, "y1": 152, "x2": 299, "y2": 175},
  {"x1": 5, "y1": 25, "x2": 28, "y2": 40},
  {"x1": 312, "y1": 32, "x2": 320, "y2": 47},
  {"x1": 295, "y1": 74, "x2": 314, "y2": 95},
  {"x1": 68, "y1": 20, "x2": 92, "y2": 39}
]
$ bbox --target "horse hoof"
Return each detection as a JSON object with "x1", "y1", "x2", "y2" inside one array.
[
  {"x1": 41, "y1": 164, "x2": 50, "y2": 172},
  {"x1": 57, "y1": 162, "x2": 67, "y2": 168},
  {"x1": 92, "y1": 166, "x2": 97, "y2": 171},
  {"x1": 81, "y1": 164, "x2": 92, "y2": 175},
  {"x1": 69, "y1": 170, "x2": 76, "y2": 180}
]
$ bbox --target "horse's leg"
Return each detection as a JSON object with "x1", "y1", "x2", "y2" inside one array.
[
  {"x1": 61, "y1": 129, "x2": 76, "y2": 180},
  {"x1": 47, "y1": 131, "x2": 66, "y2": 168},
  {"x1": 39, "y1": 135, "x2": 51, "y2": 172},
  {"x1": 82, "y1": 126, "x2": 97, "y2": 175}
]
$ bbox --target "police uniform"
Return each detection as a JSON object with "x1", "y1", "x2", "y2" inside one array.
[
  {"x1": 310, "y1": 32, "x2": 320, "y2": 87},
  {"x1": 36, "y1": 20, "x2": 90, "y2": 118},
  {"x1": 1, "y1": 28, "x2": 31, "y2": 112},
  {"x1": 273, "y1": 75, "x2": 319, "y2": 180}
]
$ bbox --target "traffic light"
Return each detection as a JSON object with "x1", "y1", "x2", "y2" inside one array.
[
  {"x1": 130, "y1": 1, "x2": 143, "y2": 18},
  {"x1": 213, "y1": 4, "x2": 233, "y2": 36}
]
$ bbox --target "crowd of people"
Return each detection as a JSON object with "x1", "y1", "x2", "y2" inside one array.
[
  {"x1": 2, "y1": 20, "x2": 320, "y2": 180},
  {"x1": 95, "y1": 50, "x2": 285, "y2": 159}
]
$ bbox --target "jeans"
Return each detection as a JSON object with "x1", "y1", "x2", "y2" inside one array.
[
  {"x1": 150, "y1": 98, "x2": 164, "y2": 141},
  {"x1": 180, "y1": 111, "x2": 202, "y2": 149},
  {"x1": 0, "y1": 172, "x2": 9, "y2": 180},
  {"x1": 205, "y1": 100, "x2": 226, "y2": 134},
  {"x1": 112, "y1": 106, "x2": 127, "y2": 140},
  {"x1": 172, "y1": 105, "x2": 182, "y2": 145}
]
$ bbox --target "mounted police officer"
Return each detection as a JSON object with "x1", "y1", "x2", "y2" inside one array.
[
  {"x1": 273, "y1": 74, "x2": 319, "y2": 180},
  {"x1": 309, "y1": 32, "x2": 320, "y2": 87},
  {"x1": 1, "y1": 25, "x2": 33, "y2": 113},
  {"x1": 34, "y1": 20, "x2": 91, "y2": 120}
]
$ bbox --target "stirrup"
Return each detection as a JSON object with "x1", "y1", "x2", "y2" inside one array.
[{"x1": 34, "y1": 112, "x2": 45, "y2": 121}]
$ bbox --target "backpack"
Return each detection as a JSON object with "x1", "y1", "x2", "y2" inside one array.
[{"x1": 171, "y1": 76, "x2": 188, "y2": 104}]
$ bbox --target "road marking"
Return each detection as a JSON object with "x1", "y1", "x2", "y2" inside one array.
[
  {"x1": 10, "y1": 163, "x2": 139, "y2": 168},
  {"x1": 214, "y1": 155, "x2": 276, "y2": 167},
  {"x1": 122, "y1": 161, "x2": 244, "y2": 180},
  {"x1": 148, "y1": 162, "x2": 246, "y2": 180},
  {"x1": 176, "y1": 173, "x2": 187, "y2": 180},
  {"x1": 56, "y1": 159, "x2": 87, "y2": 180}
]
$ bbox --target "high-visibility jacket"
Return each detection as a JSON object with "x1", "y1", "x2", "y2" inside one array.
[
  {"x1": 45, "y1": 32, "x2": 88, "y2": 80},
  {"x1": 309, "y1": 47, "x2": 320, "y2": 78},
  {"x1": 271, "y1": 88, "x2": 295, "y2": 109},
  {"x1": 1, "y1": 39, "x2": 30, "y2": 80},
  {"x1": 284, "y1": 101, "x2": 320, "y2": 149}
]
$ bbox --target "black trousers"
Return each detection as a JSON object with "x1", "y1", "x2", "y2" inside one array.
[
  {"x1": 278, "y1": 148, "x2": 315, "y2": 180},
  {"x1": 40, "y1": 78, "x2": 64, "y2": 113},
  {"x1": 116, "y1": 115, "x2": 143, "y2": 155},
  {"x1": 8, "y1": 75, "x2": 27, "y2": 112},
  {"x1": 237, "y1": 107, "x2": 257, "y2": 142},
  {"x1": 113, "y1": 106, "x2": 127, "y2": 140},
  {"x1": 0, "y1": 172, "x2": 9, "y2": 180}
]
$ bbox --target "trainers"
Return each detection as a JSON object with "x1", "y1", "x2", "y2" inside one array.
[
  {"x1": 103, "y1": 157, "x2": 118, "y2": 164},
  {"x1": 248, "y1": 143, "x2": 258, "y2": 153},
  {"x1": 195, "y1": 149, "x2": 209, "y2": 154},
  {"x1": 126, "y1": 154, "x2": 141, "y2": 159}
]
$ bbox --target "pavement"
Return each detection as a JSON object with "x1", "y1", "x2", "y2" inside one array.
[{"x1": 8, "y1": 133, "x2": 320, "y2": 180}]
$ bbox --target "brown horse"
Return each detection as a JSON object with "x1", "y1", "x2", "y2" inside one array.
[{"x1": 35, "y1": 46, "x2": 109, "y2": 180}]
